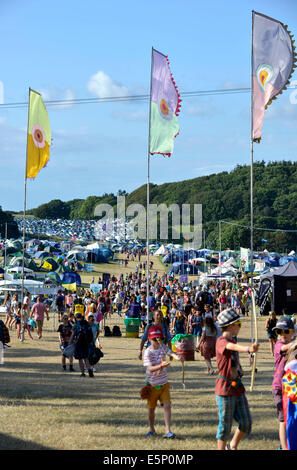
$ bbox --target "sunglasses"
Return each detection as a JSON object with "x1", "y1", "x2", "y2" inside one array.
[
  {"x1": 232, "y1": 321, "x2": 242, "y2": 327},
  {"x1": 276, "y1": 328, "x2": 294, "y2": 335}
]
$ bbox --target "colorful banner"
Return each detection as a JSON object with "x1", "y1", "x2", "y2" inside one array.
[
  {"x1": 26, "y1": 89, "x2": 51, "y2": 178},
  {"x1": 252, "y1": 11, "x2": 296, "y2": 142},
  {"x1": 62, "y1": 282, "x2": 77, "y2": 293},
  {"x1": 240, "y1": 247, "x2": 250, "y2": 268},
  {"x1": 149, "y1": 48, "x2": 181, "y2": 156}
]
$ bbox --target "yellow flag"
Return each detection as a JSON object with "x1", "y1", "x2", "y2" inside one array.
[
  {"x1": 62, "y1": 282, "x2": 77, "y2": 293},
  {"x1": 26, "y1": 89, "x2": 51, "y2": 178}
]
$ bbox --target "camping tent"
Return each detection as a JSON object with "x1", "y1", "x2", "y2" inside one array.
[
  {"x1": 61, "y1": 272, "x2": 81, "y2": 286},
  {"x1": 154, "y1": 245, "x2": 166, "y2": 256},
  {"x1": 168, "y1": 262, "x2": 199, "y2": 275},
  {"x1": 40, "y1": 257, "x2": 59, "y2": 272},
  {"x1": 258, "y1": 260, "x2": 297, "y2": 315}
]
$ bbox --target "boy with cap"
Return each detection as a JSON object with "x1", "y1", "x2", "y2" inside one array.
[
  {"x1": 272, "y1": 315, "x2": 296, "y2": 450},
  {"x1": 215, "y1": 307, "x2": 259, "y2": 450},
  {"x1": 142, "y1": 325, "x2": 184, "y2": 439}
]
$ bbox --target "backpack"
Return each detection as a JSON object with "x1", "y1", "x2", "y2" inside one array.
[
  {"x1": 76, "y1": 321, "x2": 93, "y2": 346},
  {"x1": 112, "y1": 325, "x2": 122, "y2": 337},
  {"x1": 99, "y1": 302, "x2": 106, "y2": 314},
  {"x1": 104, "y1": 325, "x2": 112, "y2": 337}
]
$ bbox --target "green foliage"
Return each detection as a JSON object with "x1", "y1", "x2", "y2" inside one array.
[
  {"x1": 0, "y1": 209, "x2": 19, "y2": 238},
  {"x1": 33, "y1": 199, "x2": 70, "y2": 219},
  {"x1": 27, "y1": 160, "x2": 297, "y2": 251}
]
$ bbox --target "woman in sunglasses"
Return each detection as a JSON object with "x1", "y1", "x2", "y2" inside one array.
[{"x1": 272, "y1": 316, "x2": 296, "y2": 450}]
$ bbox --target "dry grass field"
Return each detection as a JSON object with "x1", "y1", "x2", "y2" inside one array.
[{"x1": 0, "y1": 255, "x2": 281, "y2": 451}]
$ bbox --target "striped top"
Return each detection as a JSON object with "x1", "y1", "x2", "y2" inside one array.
[{"x1": 143, "y1": 344, "x2": 173, "y2": 386}]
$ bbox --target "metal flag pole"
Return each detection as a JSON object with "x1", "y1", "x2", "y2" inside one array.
[
  {"x1": 20, "y1": 87, "x2": 31, "y2": 342},
  {"x1": 250, "y1": 11, "x2": 255, "y2": 344},
  {"x1": 146, "y1": 47, "x2": 154, "y2": 327},
  {"x1": 4, "y1": 222, "x2": 7, "y2": 268}
]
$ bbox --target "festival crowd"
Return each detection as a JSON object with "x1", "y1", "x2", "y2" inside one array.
[{"x1": 1, "y1": 264, "x2": 297, "y2": 450}]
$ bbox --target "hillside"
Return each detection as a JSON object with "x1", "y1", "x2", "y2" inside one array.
[{"x1": 20, "y1": 160, "x2": 297, "y2": 251}]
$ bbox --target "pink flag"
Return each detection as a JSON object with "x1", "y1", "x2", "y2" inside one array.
[{"x1": 252, "y1": 11, "x2": 296, "y2": 142}]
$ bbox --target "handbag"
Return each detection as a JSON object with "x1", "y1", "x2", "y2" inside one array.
[
  {"x1": 88, "y1": 345, "x2": 104, "y2": 365},
  {"x1": 63, "y1": 343, "x2": 75, "y2": 358},
  {"x1": 139, "y1": 384, "x2": 153, "y2": 400}
]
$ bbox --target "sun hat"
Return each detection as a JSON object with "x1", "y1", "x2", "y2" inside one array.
[
  {"x1": 148, "y1": 325, "x2": 164, "y2": 340},
  {"x1": 217, "y1": 308, "x2": 241, "y2": 328},
  {"x1": 272, "y1": 315, "x2": 295, "y2": 331}
]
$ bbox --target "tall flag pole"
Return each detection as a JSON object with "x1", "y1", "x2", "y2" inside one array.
[
  {"x1": 146, "y1": 48, "x2": 153, "y2": 327},
  {"x1": 146, "y1": 48, "x2": 181, "y2": 324},
  {"x1": 250, "y1": 12, "x2": 255, "y2": 345},
  {"x1": 20, "y1": 88, "x2": 51, "y2": 341}
]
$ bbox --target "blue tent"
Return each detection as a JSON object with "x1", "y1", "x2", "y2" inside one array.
[
  {"x1": 168, "y1": 262, "x2": 199, "y2": 275},
  {"x1": 61, "y1": 272, "x2": 81, "y2": 286},
  {"x1": 279, "y1": 256, "x2": 297, "y2": 266},
  {"x1": 94, "y1": 248, "x2": 114, "y2": 262}
]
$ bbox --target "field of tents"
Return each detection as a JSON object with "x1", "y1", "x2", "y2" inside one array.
[{"x1": 0, "y1": 238, "x2": 118, "y2": 296}]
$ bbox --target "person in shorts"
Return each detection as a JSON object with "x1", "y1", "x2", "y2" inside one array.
[
  {"x1": 55, "y1": 290, "x2": 65, "y2": 321},
  {"x1": 215, "y1": 308, "x2": 259, "y2": 450},
  {"x1": 30, "y1": 296, "x2": 49, "y2": 339},
  {"x1": 142, "y1": 325, "x2": 184, "y2": 439},
  {"x1": 272, "y1": 316, "x2": 296, "y2": 450},
  {"x1": 58, "y1": 314, "x2": 74, "y2": 371}
]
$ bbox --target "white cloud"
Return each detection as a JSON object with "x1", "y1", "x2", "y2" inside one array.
[{"x1": 87, "y1": 70, "x2": 130, "y2": 99}]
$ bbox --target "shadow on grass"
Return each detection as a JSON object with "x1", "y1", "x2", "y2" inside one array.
[{"x1": 0, "y1": 432, "x2": 52, "y2": 450}]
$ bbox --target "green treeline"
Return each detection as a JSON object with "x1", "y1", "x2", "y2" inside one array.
[{"x1": 23, "y1": 160, "x2": 297, "y2": 251}]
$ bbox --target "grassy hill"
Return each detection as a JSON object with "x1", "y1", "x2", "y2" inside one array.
[{"x1": 17, "y1": 160, "x2": 297, "y2": 251}]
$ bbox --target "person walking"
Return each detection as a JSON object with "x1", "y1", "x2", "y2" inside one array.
[
  {"x1": 58, "y1": 314, "x2": 74, "y2": 371},
  {"x1": 142, "y1": 325, "x2": 184, "y2": 438},
  {"x1": 266, "y1": 311, "x2": 277, "y2": 356},
  {"x1": 30, "y1": 296, "x2": 49, "y2": 339},
  {"x1": 196, "y1": 314, "x2": 218, "y2": 375},
  {"x1": 69, "y1": 313, "x2": 94, "y2": 377}
]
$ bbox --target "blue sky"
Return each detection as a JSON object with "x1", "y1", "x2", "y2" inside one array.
[{"x1": 0, "y1": 0, "x2": 296, "y2": 212}]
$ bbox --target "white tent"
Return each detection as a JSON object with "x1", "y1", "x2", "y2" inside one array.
[
  {"x1": 0, "y1": 279, "x2": 59, "y2": 296},
  {"x1": 154, "y1": 245, "x2": 166, "y2": 256},
  {"x1": 6, "y1": 267, "x2": 34, "y2": 273}
]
